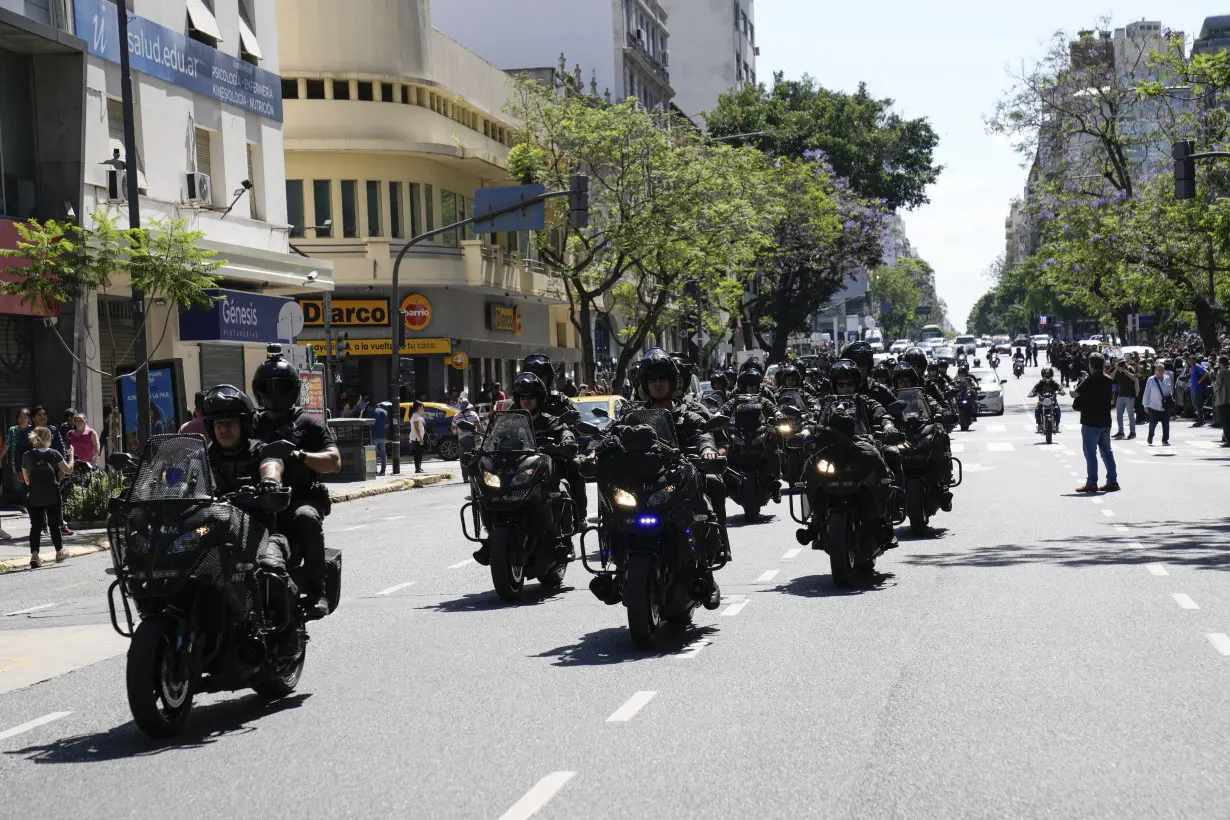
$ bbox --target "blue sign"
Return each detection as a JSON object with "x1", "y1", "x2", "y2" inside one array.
[
  {"x1": 120, "y1": 365, "x2": 177, "y2": 444},
  {"x1": 473, "y1": 185, "x2": 546, "y2": 233},
  {"x1": 180, "y1": 289, "x2": 301, "y2": 344},
  {"x1": 74, "y1": 0, "x2": 283, "y2": 122},
  {"x1": 1138, "y1": 313, "x2": 1157, "y2": 329}
]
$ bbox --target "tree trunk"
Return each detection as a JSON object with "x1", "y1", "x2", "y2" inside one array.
[
  {"x1": 569, "y1": 280, "x2": 597, "y2": 384},
  {"x1": 1194, "y1": 298, "x2": 1221, "y2": 354}
]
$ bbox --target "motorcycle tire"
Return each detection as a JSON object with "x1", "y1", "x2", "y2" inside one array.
[
  {"x1": 959, "y1": 418, "x2": 970, "y2": 432},
  {"x1": 252, "y1": 644, "x2": 306, "y2": 699},
  {"x1": 537, "y1": 563, "x2": 567, "y2": 590},
  {"x1": 626, "y1": 552, "x2": 662, "y2": 650},
  {"x1": 1045, "y1": 422, "x2": 1053, "y2": 445},
  {"x1": 127, "y1": 616, "x2": 195, "y2": 739},
  {"x1": 906, "y1": 480, "x2": 929, "y2": 536},
  {"x1": 827, "y1": 510, "x2": 857, "y2": 589},
  {"x1": 742, "y1": 503, "x2": 762, "y2": 522},
  {"x1": 490, "y1": 527, "x2": 526, "y2": 603}
]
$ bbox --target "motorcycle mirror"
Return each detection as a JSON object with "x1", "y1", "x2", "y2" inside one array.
[
  {"x1": 260, "y1": 439, "x2": 298, "y2": 461},
  {"x1": 705, "y1": 414, "x2": 731, "y2": 432},
  {"x1": 1000, "y1": 379, "x2": 1007, "y2": 385},
  {"x1": 590, "y1": 406, "x2": 609, "y2": 419},
  {"x1": 107, "y1": 452, "x2": 137, "y2": 471},
  {"x1": 576, "y1": 421, "x2": 600, "y2": 436},
  {"x1": 779, "y1": 405, "x2": 802, "y2": 419},
  {"x1": 456, "y1": 419, "x2": 477, "y2": 433}
]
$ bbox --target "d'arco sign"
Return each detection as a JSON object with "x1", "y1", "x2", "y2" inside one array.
[{"x1": 298, "y1": 298, "x2": 390, "y2": 327}]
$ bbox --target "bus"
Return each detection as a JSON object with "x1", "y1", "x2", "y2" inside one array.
[{"x1": 919, "y1": 324, "x2": 944, "y2": 341}]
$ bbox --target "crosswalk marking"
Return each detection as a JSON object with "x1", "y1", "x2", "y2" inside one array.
[
  {"x1": 986, "y1": 424, "x2": 1007, "y2": 433},
  {"x1": 950, "y1": 442, "x2": 965, "y2": 454},
  {"x1": 986, "y1": 442, "x2": 1015, "y2": 452}
]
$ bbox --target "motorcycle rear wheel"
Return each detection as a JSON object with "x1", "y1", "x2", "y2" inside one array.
[
  {"x1": 490, "y1": 527, "x2": 526, "y2": 603},
  {"x1": 537, "y1": 562, "x2": 567, "y2": 590},
  {"x1": 127, "y1": 616, "x2": 195, "y2": 739},
  {"x1": 626, "y1": 553, "x2": 662, "y2": 649},
  {"x1": 253, "y1": 643, "x2": 306, "y2": 699},
  {"x1": 906, "y1": 480, "x2": 929, "y2": 536},
  {"x1": 827, "y1": 510, "x2": 857, "y2": 589}
]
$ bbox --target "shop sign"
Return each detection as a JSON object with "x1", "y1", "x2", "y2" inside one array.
[
  {"x1": 180, "y1": 289, "x2": 301, "y2": 344},
  {"x1": 298, "y1": 370, "x2": 325, "y2": 421},
  {"x1": 448, "y1": 351, "x2": 470, "y2": 371},
  {"x1": 298, "y1": 337, "x2": 451, "y2": 356},
  {"x1": 401, "y1": 293, "x2": 432, "y2": 331},
  {"x1": 487, "y1": 303, "x2": 522, "y2": 335},
  {"x1": 299, "y1": 298, "x2": 390, "y2": 327}
]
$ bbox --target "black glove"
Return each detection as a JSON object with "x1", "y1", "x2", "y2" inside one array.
[{"x1": 258, "y1": 477, "x2": 282, "y2": 495}]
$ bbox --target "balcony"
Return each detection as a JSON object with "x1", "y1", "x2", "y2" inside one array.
[{"x1": 464, "y1": 242, "x2": 564, "y2": 302}]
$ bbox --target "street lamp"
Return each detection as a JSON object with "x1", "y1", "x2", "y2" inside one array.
[{"x1": 219, "y1": 178, "x2": 253, "y2": 220}]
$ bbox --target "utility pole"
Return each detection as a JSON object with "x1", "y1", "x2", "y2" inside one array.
[{"x1": 116, "y1": 3, "x2": 150, "y2": 445}]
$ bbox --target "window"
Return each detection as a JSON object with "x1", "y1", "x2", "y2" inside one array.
[
  {"x1": 287, "y1": 181, "x2": 304, "y2": 236},
  {"x1": 366, "y1": 181, "x2": 382, "y2": 236},
  {"x1": 187, "y1": 0, "x2": 222, "y2": 47},
  {"x1": 246, "y1": 143, "x2": 258, "y2": 219},
  {"x1": 506, "y1": 231, "x2": 519, "y2": 253},
  {"x1": 281, "y1": 78, "x2": 299, "y2": 99},
  {"x1": 332, "y1": 80, "x2": 350, "y2": 100},
  {"x1": 381, "y1": 82, "x2": 394, "y2": 102},
  {"x1": 106, "y1": 98, "x2": 146, "y2": 191},
  {"x1": 341, "y1": 180, "x2": 358, "y2": 237},
  {"x1": 441, "y1": 190, "x2": 458, "y2": 245},
  {"x1": 305, "y1": 79, "x2": 325, "y2": 99},
  {"x1": 424, "y1": 184, "x2": 434, "y2": 235},
  {"x1": 312, "y1": 180, "x2": 332, "y2": 236},
  {"x1": 389, "y1": 181, "x2": 403, "y2": 239},
  {"x1": 0, "y1": 48, "x2": 37, "y2": 218},
  {"x1": 462, "y1": 196, "x2": 475, "y2": 240},
  {"x1": 237, "y1": 0, "x2": 263, "y2": 63},
  {"x1": 193, "y1": 127, "x2": 212, "y2": 178},
  {"x1": 357, "y1": 81, "x2": 374, "y2": 102},
  {"x1": 409, "y1": 183, "x2": 421, "y2": 238}
]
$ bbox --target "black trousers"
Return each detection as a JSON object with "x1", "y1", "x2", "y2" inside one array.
[
  {"x1": 280, "y1": 501, "x2": 326, "y2": 591},
  {"x1": 412, "y1": 441, "x2": 425, "y2": 472},
  {"x1": 29, "y1": 502, "x2": 63, "y2": 555}
]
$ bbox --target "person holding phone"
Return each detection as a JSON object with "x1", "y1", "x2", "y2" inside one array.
[{"x1": 1111, "y1": 359, "x2": 1139, "y2": 439}]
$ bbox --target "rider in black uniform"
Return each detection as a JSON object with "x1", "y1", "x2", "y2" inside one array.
[{"x1": 521, "y1": 353, "x2": 587, "y2": 524}]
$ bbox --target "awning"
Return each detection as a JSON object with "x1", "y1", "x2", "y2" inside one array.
[
  {"x1": 186, "y1": 0, "x2": 223, "y2": 42},
  {"x1": 238, "y1": 15, "x2": 263, "y2": 61}
]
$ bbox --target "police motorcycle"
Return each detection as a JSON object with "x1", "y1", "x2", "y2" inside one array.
[
  {"x1": 955, "y1": 378, "x2": 977, "y2": 432},
  {"x1": 104, "y1": 434, "x2": 340, "y2": 739},
  {"x1": 773, "y1": 387, "x2": 812, "y2": 492},
  {"x1": 722, "y1": 394, "x2": 783, "y2": 521},
  {"x1": 1012, "y1": 354, "x2": 1026, "y2": 379},
  {"x1": 895, "y1": 388, "x2": 962, "y2": 535}
]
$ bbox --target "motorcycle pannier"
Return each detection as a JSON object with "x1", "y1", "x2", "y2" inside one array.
[{"x1": 324, "y1": 548, "x2": 342, "y2": 614}]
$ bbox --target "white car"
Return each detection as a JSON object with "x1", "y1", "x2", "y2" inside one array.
[
  {"x1": 889, "y1": 339, "x2": 911, "y2": 353},
  {"x1": 970, "y1": 368, "x2": 1005, "y2": 416},
  {"x1": 953, "y1": 334, "x2": 977, "y2": 354},
  {"x1": 1031, "y1": 334, "x2": 1050, "y2": 350}
]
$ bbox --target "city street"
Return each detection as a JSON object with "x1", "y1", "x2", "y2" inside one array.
[{"x1": 3, "y1": 366, "x2": 1230, "y2": 818}]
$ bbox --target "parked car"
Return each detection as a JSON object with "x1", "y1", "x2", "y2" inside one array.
[
  {"x1": 574, "y1": 394, "x2": 625, "y2": 454},
  {"x1": 1031, "y1": 334, "x2": 1050, "y2": 350},
  {"x1": 399, "y1": 401, "x2": 460, "y2": 460}
]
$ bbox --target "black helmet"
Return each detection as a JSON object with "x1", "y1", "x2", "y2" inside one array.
[
  {"x1": 202, "y1": 384, "x2": 256, "y2": 438},
  {"x1": 870, "y1": 363, "x2": 889, "y2": 383},
  {"x1": 778, "y1": 363, "x2": 802, "y2": 387},
  {"x1": 252, "y1": 353, "x2": 300, "y2": 412},
  {"x1": 522, "y1": 353, "x2": 555, "y2": 386},
  {"x1": 892, "y1": 362, "x2": 920, "y2": 388},
  {"x1": 639, "y1": 350, "x2": 679, "y2": 395},
  {"x1": 1042, "y1": 367, "x2": 1054, "y2": 378},
  {"x1": 627, "y1": 359, "x2": 646, "y2": 396},
  {"x1": 829, "y1": 359, "x2": 863, "y2": 392},
  {"x1": 841, "y1": 341, "x2": 874, "y2": 372},
  {"x1": 736, "y1": 368, "x2": 763, "y2": 393},
  {"x1": 671, "y1": 355, "x2": 694, "y2": 395},
  {"x1": 740, "y1": 355, "x2": 765, "y2": 375},
  {"x1": 903, "y1": 347, "x2": 928, "y2": 375},
  {"x1": 957, "y1": 364, "x2": 970, "y2": 376},
  {"x1": 511, "y1": 372, "x2": 547, "y2": 407},
  {"x1": 711, "y1": 370, "x2": 729, "y2": 389}
]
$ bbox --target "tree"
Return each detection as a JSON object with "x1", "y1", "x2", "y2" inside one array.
[{"x1": 868, "y1": 262, "x2": 923, "y2": 339}]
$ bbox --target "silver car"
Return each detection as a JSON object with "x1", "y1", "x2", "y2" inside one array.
[{"x1": 970, "y1": 368, "x2": 1005, "y2": 415}]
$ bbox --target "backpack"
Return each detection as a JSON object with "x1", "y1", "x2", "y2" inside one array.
[{"x1": 26, "y1": 449, "x2": 61, "y2": 506}]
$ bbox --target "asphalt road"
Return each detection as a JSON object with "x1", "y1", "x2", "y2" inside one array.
[{"x1": 3, "y1": 364, "x2": 1230, "y2": 819}]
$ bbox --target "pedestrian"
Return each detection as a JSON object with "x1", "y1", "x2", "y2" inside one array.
[
  {"x1": 1111, "y1": 359, "x2": 1139, "y2": 439},
  {"x1": 1143, "y1": 361, "x2": 1173, "y2": 446},
  {"x1": 1215, "y1": 356, "x2": 1230, "y2": 446},
  {"x1": 179, "y1": 391, "x2": 207, "y2": 437},
  {"x1": 446, "y1": 385, "x2": 463, "y2": 410},
  {"x1": 1072, "y1": 353, "x2": 1119, "y2": 493},
  {"x1": 21, "y1": 425, "x2": 72, "y2": 567},
  {"x1": 408, "y1": 400, "x2": 427, "y2": 474},
  {"x1": 58, "y1": 408, "x2": 76, "y2": 449},
  {"x1": 493, "y1": 382, "x2": 505, "y2": 402},
  {"x1": 67, "y1": 413, "x2": 100, "y2": 474},
  {"x1": 1188, "y1": 354, "x2": 1210, "y2": 426},
  {"x1": 352, "y1": 392, "x2": 370, "y2": 418},
  {"x1": 477, "y1": 382, "x2": 493, "y2": 405},
  {"x1": 372, "y1": 400, "x2": 390, "y2": 475},
  {"x1": 0, "y1": 407, "x2": 31, "y2": 498}
]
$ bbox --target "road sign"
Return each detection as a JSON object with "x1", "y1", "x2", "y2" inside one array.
[
  {"x1": 915, "y1": 305, "x2": 931, "y2": 316},
  {"x1": 1138, "y1": 313, "x2": 1157, "y2": 329},
  {"x1": 845, "y1": 315, "x2": 860, "y2": 333},
  {"x1": 810, "y1": 332, "x2": 822, "y2": 343},
  {"x1": 472, "y1": 185, "x2": 546, "y2": 233},
  {"x1": 863, "y1": 315, "x2": 877, "y2": 329},
  {"x1": 1039, "y1": 315, "x2": 1048, "y2": 326}
]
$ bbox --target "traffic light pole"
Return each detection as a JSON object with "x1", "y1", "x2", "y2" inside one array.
[{"x1": 1172, "y1": 144, "x2": 1230, "y2": 306}]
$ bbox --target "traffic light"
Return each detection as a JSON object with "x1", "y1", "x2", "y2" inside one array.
[
  {"x1": 568, "y1": 174, "x2": 589, "y2": 229},
  {"x1": 1173, "y1": 140, "x2": 1196, "y2": 200},
  {"x1": 336, "y1": 332, "x2": 351, "y2": 363}
]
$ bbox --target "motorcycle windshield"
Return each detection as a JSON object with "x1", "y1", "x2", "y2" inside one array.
[
  {"x1": 732, "y1": 396, "x2": 766, "y2": 431},
  {"x1": 618, "y1": 407, "x2": 678, "y2": 449},
  {"x1": 481, "y1": 411, "x2": 536, "y2": 453},
  {"x1": 128, "y1": 434, "x2": 215, "y2": 502},
  {"x1": 895, "y1": 388, "x2": 933, "y2": 424},
  {"x1": 777, "y1": 389, "x2": 805, "y2": 410}
]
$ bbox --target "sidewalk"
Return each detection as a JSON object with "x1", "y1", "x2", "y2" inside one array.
[{"x1": 0, "y1": 461, "x2": 462, "y2": 572}]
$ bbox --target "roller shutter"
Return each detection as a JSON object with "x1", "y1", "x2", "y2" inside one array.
[
  {"x1": 199, "y1": 343, "x2": 245, "y2": 392},
  {"x1": 97, "y1": 297, "x2": 139, "y2": 404},
  {"x1": 0, "y1": 316, "x2": 36, "y2": 408}
]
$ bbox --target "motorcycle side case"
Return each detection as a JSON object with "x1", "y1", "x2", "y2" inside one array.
[{"x1": 324, "y1": 548, "x2": 342, "y2": 614}]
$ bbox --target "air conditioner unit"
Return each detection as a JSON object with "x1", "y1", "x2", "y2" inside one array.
[
  {"x1": 106, "y1": 169, "x2": 128, "y2": 202},
  {"x1": 186, "y1": 171, "x2": 212, "y2": 204},
  {"x1": 662, "y1": 50, "x2": 669, "y2": 66},
  {"x1": 755, "y1": 46, "x2": 761, "y2": 56}
]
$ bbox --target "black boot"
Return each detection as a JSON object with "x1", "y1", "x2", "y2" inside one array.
[
  {"x1": 703, "y1": 575, "x2": 722, "y2": 610},
  {"x1": 554, "y1": 538, "x2": 575, "y2": 562},
  {"x1": 472, "y1": 541, "x2": 490, "y2": 566},
  {"x1": 303, "y1": 583, "x2": 330, "y2": 621},
  {"x1": 940, "y1": 491, "x2": 953, "y2": 513}
]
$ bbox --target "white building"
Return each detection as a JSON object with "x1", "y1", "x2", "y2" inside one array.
[
  {"x1": 433, "y1": 0, "x2": 674, "y2": 110},
  {"x1": 659, "y1": 0, "x2": 756, "y2": 126}
]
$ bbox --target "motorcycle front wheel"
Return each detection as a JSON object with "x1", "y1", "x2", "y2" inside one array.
[
  {"x1": 490, "y1": 527, "x2": 526, "y2": 603},
  {"x1": 1045, "y1": 419, "x2": 1053, "y2": 445},
  {"x1": 827, "y1": 510, "x2": 857, "y2": 589},
  {"x1": 906, "y1": 479, "x2": 929, "y2": 535},
  {"x1": 625, "y1": 552, "x2": 662, "y2": 650},
  {"x1": 127, "y1": 616, "x2": 195, "y2": 739}
]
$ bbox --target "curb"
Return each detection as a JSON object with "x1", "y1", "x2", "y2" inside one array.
[{"x1": 0, "y1": 473, "x2": 451, "y2": 573}]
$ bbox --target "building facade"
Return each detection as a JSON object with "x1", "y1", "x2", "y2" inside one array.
[
  {"x1": 659, "y1": 0, "x2": 755, "y2": 126},
  {"x1": 277, "y1": 0, "x2": 580, "y2": 405},
  {"x1": 433, "y1": 0, "x2": 674, "y2": 111}
]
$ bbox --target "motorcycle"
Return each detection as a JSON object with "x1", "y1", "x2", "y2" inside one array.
[
  {"x1": 459, "y1": 411, "x2": 577, "y2": 603},
  {"x1": 896, "y1": 388, "x2": 962, "y2": 535},
  {"x1": 579, "y1": 408, "x2": 729, "y2": 649},
  {"x1": 722, "y1": 394, "x2": 782, "y2": 521},
  {"x1": 787, "y1": 401, "x2": 904, "y2": 587},
  {"x1": 1038, "y1": 392, "x2": 1059, "y2": 444},
  {"x1": 774, "y1": 389, "x2": 811, "y2": 492},
  {"x1": 104, "y1": 434, "x2": 341, "y2": 739},
  {"x1": 1013, "y1": 358, "x2": 1025, "y2": 379},
  {"x1": 955, "y1": 383, "x2": 976, "y2": 431}
]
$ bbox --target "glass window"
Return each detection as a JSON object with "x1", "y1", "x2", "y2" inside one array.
[
  {"x1": 366, "y1": 180, "x2": 382, "y2": 236},
  {"x1": 281, "y1": 78, "x2": 299, "y2": 99},
  {"x1": 0, "y1": 48, "x2": 38, "y2": 218},
  {"x1": 312, "y1": 180, "x2": 332, "y2": 236},
  {"x1": 286, "y1": 180, "x2": 304, "y2": 237},
  {"x1": 409, "y1": 183, "x2": 421, "y2": 237},
  {"x1": 305, "y1": 79, "x2": 325, "y2": 99},
  {"x1": 441, "y1": 191, "x2": 458, "y2": 245},
  {"x1": 357, "y1": 81, "x2": 374, "y2": 101},
  {"x1": 506, "y1": 232, "x2": 519, "y2": 253},
  {"x1": 332, "y1": 80, "x2": 350, "y2": 100},
  {"x1": 389, "y1": 181, "x2": 403, "y2": 239},
  {"x1": 381, "y1": 82, "x2": 394, "y2": 102},
  {"x1": 424, "y1": 183, "x2": 434, "y2": 236},
  {"x1": 341, "y1": 180, "x2": 358, "y2": 238}
]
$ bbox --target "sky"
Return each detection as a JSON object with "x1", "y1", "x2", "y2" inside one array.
[{"x1": 757, "y1": 1, "x2": 1214, "y2": 331}]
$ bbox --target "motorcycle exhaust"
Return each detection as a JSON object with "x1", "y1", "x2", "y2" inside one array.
[{"x1": 237, "y1": 635, "x2": 267, "y2": 667}]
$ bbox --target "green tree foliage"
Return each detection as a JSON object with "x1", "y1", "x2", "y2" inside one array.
[{"x1": 868, "y1": 262, "x2": 923, "y2": 340}]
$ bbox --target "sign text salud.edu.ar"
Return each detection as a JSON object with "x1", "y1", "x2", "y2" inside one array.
[{"x1": 73, "y1": 0, "x2": 283, "y2": 122}]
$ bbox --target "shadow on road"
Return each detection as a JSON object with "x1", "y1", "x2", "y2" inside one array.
[
  {"x1": 767, "y1": 572, "x2": 896, "y2": 598},
  {"x1": 533, "y1": 624, "x2": 719, "y2": 667},
  {"x1": 420, "y1": 584, "x2": 569, "y2": 613},
  {"x1": 6, "y1": 693, "x2": 311, "y2": 764},
  {"x1": 899, "y1": 526, "x2": 949, "y2": 541},
  {"x1": 727, "y1": 513, "x2": 778, "y2": 529},
  {"x1": 901, "y1": 518, "x2": 1230, "y2": 572}
]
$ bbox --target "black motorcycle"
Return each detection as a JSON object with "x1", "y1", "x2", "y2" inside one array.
[
  {"x1": 723, "y1": 394, "x2": 781, "y2": 521},
  {"x1": 1038, "y1": 392, "x2": 1059, "y2": 444},
  {"x1": 580, "y1": 408, "x2": 728, "y2": 649},
  {"x1": 774, "y1": 389, "x2": 811, "y2": 492},
  {"x1": 1013, "y1": 358, "x2": 1025, "y2": 379},
  {"x1": 787, "y1": 401, "x2": 903, "y2": 587},
  {"x1": 896, "y1": 388, "x2": 962, "y2": 535},
  {"x1": 955, "y1": 382, "x2": 977, "y2": 431},
  {"x1": 105, "y1": 435, "x2": 341, "y2": 739},
  {"x1": 459, "y1": 411, "x2": 576, "y2": 603}
]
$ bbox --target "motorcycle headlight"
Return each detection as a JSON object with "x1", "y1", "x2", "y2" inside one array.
[
  {"x1": 647, "y1": 486, "x2": 674, "y2": 506},
  {"x1": 612, "y1": 488, "x2": 637, "y2": 508},
  {"x1": 482, "y1": 471, "x2": 502, "y2": 489},
  {"x1": 510, "y1": 464, "x2": 539, "y2": 487},
  {"x1": 815, "y1": 459, "x2": 836, "y2": 475},
  {"x1": 776, "y1": 423, "x2": 794, "y2": 434},
  {"x1": 166, "y1": 529, "x2": 202, "y2": 555}
]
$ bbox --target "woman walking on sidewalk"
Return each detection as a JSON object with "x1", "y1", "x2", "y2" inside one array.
[
  {"x1": 409, "y1": 401, "x2": 427, "y2": 474},
  {"x1": 21, "y1": 426, "x2": 72, "y2": 568}
]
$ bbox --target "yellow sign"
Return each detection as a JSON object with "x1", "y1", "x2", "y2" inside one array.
[
  {"x1": 401, "y1": 293, "x2": 432, "y2": 331},
  {"x1": 487, "y1": 303, "x2": 522, "y2": 335},
  {"x1": 448, "y1": 351, "x2": 470, "y2": 371},
  {"x1": 298, "y1": 337, "x2": 451, "y2": 356},
  {"x1": 299, "y1": 298, "x2": 390, "y2": 327}
]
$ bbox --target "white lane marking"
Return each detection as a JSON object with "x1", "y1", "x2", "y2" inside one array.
[
  {"x1": 949, "y1": 442, "x2": 965, "y2": 454},
  {"x1": 987, "y1": 442, "x2": 1015, "y2": 452},
  {"x1": 0, "y1": 711, "x2": 72, "y2": 742},
  {"x1": 754, "y1": 569, "x2": 779, "y2": 584},
  {"x1": 780, "y1": 548, "x2": 802, "y2": 560},
  {"x1": 499, "y1": 771, "x2": 576, "y2": 820},
  {"x1": 341, "y1": 524, "x2": 368, "y2": 532},
  {"x1": 1114, "y1": 525, "x2": 1129, "y2": 532},
  {"x1": 375, "y1": 582, "x2": 416, "y2": 596},
  {"x1": 448, "y1": 558, "x2": 475, "y2": 569},
  {"x1": 1146, "y1": 564, "x2": 1169, "y2": 576},
  {"x1": 1173, "y1": 593, "x2": 1200, "y2": 610},
  {"x1": 721, "y1": 599, "x2": 749, "y2": 617},
  {"x1": 679, "y1": 638, "x2": 711, "y2": 659},
  {"x1": 606, "y1": 691, "x2": 656, "y2": 722},
  {"x1": 1185, "y1": 440, "x2": 1218, "y2": 449},
  {"x1": 385, "y1": 515, "x2": 408, "y2": 521},
  {"x1": 1207, "y1": 633, "x2": 1230, "y2": 656},
  {"x1": 3, "y1": 603, "x2": 58, "y2": 617},
  {"x1": 986, "y1": 424, "x2": 1007, "y2": 433},
  {"x1": 1102, "y1": 509, "x2": 1116, "y2": 517},
  {"x1": 1092, "y1": 498, "x2": 1103, "y2": 505}
]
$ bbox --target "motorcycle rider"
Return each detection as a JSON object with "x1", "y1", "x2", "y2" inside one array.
[
  {"x1": 891, "y1": 363, "x2": 955, "y2": 512},
  {"x1": 842, "y1": 341, "x2": 898, "y2": 410},
  {"x1": 521, "y1": 353, "x2": 587, "y2": 525},
  {"x1": 1028, "y1": 367, "x2": 1067, "y2": 433},
  {"x1": 720, "y1": 363, "x2": 783, "y2": 503},
  {"x1": 706, "y1": 370, "x2": 732, "y2": 406},
  {"x1": 902, "y1": 347, "x2": 949, "y2": 410},
  {"x1": 251, "y1": 350, "x2": 341, "y2": 621}
]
